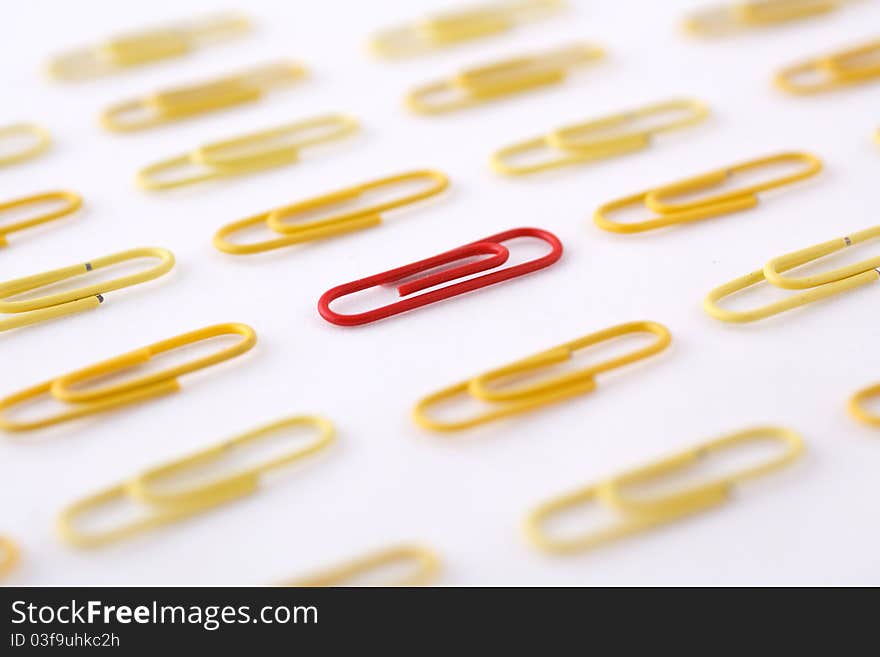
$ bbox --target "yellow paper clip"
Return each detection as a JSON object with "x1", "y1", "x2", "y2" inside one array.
[
  {"x1": 0, "y1": 123, "x2": 51, "y2": 167},
  {"x1": 525, "y1": 426, "x2": 804, "y2": 554},
  {"x1": 137, "y1": 114, "x2": 360, "y2": 190},
  {"x1": 704, "y1": 224, "x2": 880, "y2": 323},
  {"x1": 593, "y1": 151, "x2": 822, "y2": 234},
  {"x1": 0, "y1": 536, "x2": 19, "y2": 577},
  {"x1": 776, "y1": 38, "x2": 880, "y2": 94},
  {"x1": 685, "y1": 1, "x2": 842, "y2": 36},
  {"x1": 849, "y1": 381, "x2": 880, "y2": 426},
  {"x1": 371, "y1": 0, "x2": 565, "y2": 57},
  {"x1": 0, "y1": 247, "x2": 174, "y2": 332},
  {"x1": 57, "y1": 415, "x2": 333, "y2": 547},
  {"x1": 406, "y1": 42, "x2": 604, "y2": 115},
  {"x1": 286, "y1": 545, "x2": 441, "y2": 587},
  {"x1": 491, "y1": 98, "x2": 710, "y2": 176},
  {"x1": 214, "y1": 170, "x2": 450, "y2": 255},
  {"x1": 48, "y1": 12, "x2": 252, "y2": 81},
  {"x1": 0, "y1": 190, "x2": 82, "y2": 248},
  {"x1": 0, "y1": 323, "x2": 256, "y2": 432},
  {"x1": 101, "y1": 61, "x2": 307, "y2": 132},
  {"x1": 413, "y1": 321, "x2": 671, "y2": 432}
]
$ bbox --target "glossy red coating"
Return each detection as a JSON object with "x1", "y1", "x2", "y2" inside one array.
[{"x1": 317, "y1": 227, "x2": 563, "y2": 326}]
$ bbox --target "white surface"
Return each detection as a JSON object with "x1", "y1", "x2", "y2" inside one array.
[{"x1": 2, "y1": 0, "x2": 879, "y2": 586}]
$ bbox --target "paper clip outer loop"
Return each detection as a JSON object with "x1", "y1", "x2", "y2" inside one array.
[
  {"x1": 0, "y1": 123, "x2": 52, "y2": 167},
  {"x1": 50, "y1": 323, "x2": 256, "y2": 403},
  {"x1": 685, "y1": 1, "x2": 839, "y2": 36},
  {"x1": 0, "y1": 190, "x2": 82, "y2": 248},
  {"x1": 317, "y1": 227, "x2": 563, "y2": 326},
  {"x1": 288, "y1": 545, "x2": 441, "y2": 587},
  {"x1": 0, "y1": 536, "x2": 20, "y2": 577},
  {"x1": 775, "y1": 39, "x2": 880, "y2": 94},
  {"x1": 137, "y1": 114, "x2": 360, "y2": 191},
  {"x1": 593, "y1": 151, "x2": 822, "y2": 234},
  {"x1": 849, "y1": 383, "x2": 880, "y2": 427}
]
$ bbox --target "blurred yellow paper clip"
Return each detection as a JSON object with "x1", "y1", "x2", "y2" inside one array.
[
  {"x1": 413, "y1": 321, "x2": 671, "y2": 432},
  {"x1": 406, "y1": 42, "x2": 604, "y2": 114},
  {"x1": 685, "y1": 1, "x2": 843, "y2": 36},
  {"x1": 0, "y1": 247, "x2": 174, "y2": 332},
  {"x1": 776, "y1": 38, "x2": 880, "y2": 94},
  {"x1": 594, "y1": 151, "x2": 822, "y2": 234},
  {"x1": 101, "y1": 60, "x2": 307, "y2": 132},
  {"x1": 0, "y1": 323, "x2": 256, "y2": 432},
  {"x1": 48, "y1": 12, "x2": 252, "y2": 81},
  {"x1": 0, "y1": 190, "x2": 82, "y2": 248},
  {"x1": 57, "y1": 415, "x2": 333, "y2": 547},
  {"x1": 491, "y1": 98, "x2": 710, "y2": 176},
  {"x1": 705, "y1": 223, "x2": 880, "y2": 323},
  {"x1": 214, "y1": 169, "x2": 449, "y2": 255},
  {"x1": 0, "y1": 123, "x2": 51, "y2": 167},
  {"x1": 137, "y1": 114, "x2": 360, "y2": 191},
  {"x1": 287, "y1": 544, "x2": 441, "y2": 587},
  {"x1": 849, "y1": 381, "x2": 880, "y2": 427},
  {"x1": 0, "y1": 536, "x2": 19, "y2": 577},
  {"x1": 525, "y1": 425, "x2": 804, "y2": 553},
  {"x1": 371, "y1": 0, "x2": 565, "y2": 57}
]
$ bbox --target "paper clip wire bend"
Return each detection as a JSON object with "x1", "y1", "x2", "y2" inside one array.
[
  {"x1": 0, "y1": 247, "x2": 174, "y2": 332},
  {"x1": 57, "y1": 415, "x2": 333, "y2": 547},
  {"x1": 318, "y1": 227, "x2": 562, "y2": 326},
  {"x1": 0, "y1": 123, "x2": 51, "y2": 167},
  {"x1": 525, "y1": 425, "x2": 804, "y2": 554},
  {"x1": 849, "y1": 383, "x2": 880, "y2": 427},
  {"x1": 413, "y1": 321, "x2": 671, "y2": 432},
  {"x1": 776, "y1": 38, "x2": 880, "y2": 94},
  {"x1": 137, "y1": 114, "x2": 360, "y2": 190},
  {"x1": 594, "y1": 151, "x2": 822, "y2": 234},
  {"x1": 0, "y1": 536, "x2": 19, "y2": 577},
  {"x1": 685, "y1": 1, "x2": 842, "y2": 37},
  {"x1": 214, "y1": 169, "x2": 448, "y2": 255},
  {"x1": 287, "y1": 545, "x2": 441, "y2": 587},
  {"x1": 704, "y1": 224, "x2": 880, "y2": 323},
  {"x1": 0, "y1": 190, "x2": 82, "y2": 248}
]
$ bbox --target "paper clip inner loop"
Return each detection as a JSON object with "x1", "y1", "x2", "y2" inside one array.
[
  {"x1": 775, "y1": 38, "x2": 880, "y2": 94},
  {"x1": 0, "y1": 123, "x2": 51, "y2": 167},
  {"x1": 0, "y1": 190, "x2": 82, "y2": 248}
]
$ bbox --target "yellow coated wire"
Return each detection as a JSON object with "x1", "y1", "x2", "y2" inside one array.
[
  {"x1": 0, "y1": 323, "x2": 256, "y2": 432},
  {"x1": 48, "y1": 12, "x2": 252, "y2": 81},
  {"x1": 57, "y1": 415, "x2": 334, "y2": 547},
  {"x1": 0, "y1": 247, "x2": 174, "y2": 332},
  {"x1": 525, "y1": 426, "x2": 804, "y2": 554},
  {"x1": 371, "y1": 0, "x2": 565, "y2": 57},
  {"x1": 101, "y1": 61, "x2": 307, "y2": 132},
  {"x1": 0, "y1": 190, "x2": 82, "y2": 248},
  {"x1": 685, "y1": 1, "x2": 842, "y2": 36},
  {"x1": 286, "y1": 545, "x2": 441, "y2": 587},
  {"x1": 0, "y1": 123, "x2": 51, "y2": 167},
  {"x1": 776, "y1": 38, "x2": 880, "y2": 94},
  {"x1": 413, "y1": 321, "x2": 671, "y2": 432},
  {"x1": 849, "y1": 382, "x2": 880, "y2": 427},
  {"x1": 214, "y1": 170, "x2": 449, "y2": 255},
  {"x1": 406, "y1": 42, "x2": 604, "y2": 114},
  {"x1": 137, "y1": 114, "x2": 360, "y2": 191},
  {"x1": 704, "y1": 224, "x2": 880, "y2": 323},
  {"x1": 593, "y1": 151, "x2": 822, "y2": 234},
  {"x1": 0, "y1": 536, "x2": 19, "y2": 578},
  {"x1": 491, "y1": 98, "x2": 710, "y2": 176}
]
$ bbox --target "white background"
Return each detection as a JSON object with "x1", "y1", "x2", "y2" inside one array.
[{"x1": 2, "y1": 0, "x2": 879, "y2": 586}]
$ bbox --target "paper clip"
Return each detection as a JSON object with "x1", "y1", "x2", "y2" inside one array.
[
  {"x1": 0, "y1": 323, "x2": 256, "y2": 432},
  {"x1": 101, "y1": 61, "x2": 307, "y2": 132},
  {"x1": 287, "y1": 545, "x2": 441, "y2": 587},
  {"x1": 0, "y1": 247, "x2": 174, "y2": 332},
  {"x1": 849, "y1": 382, "x2": 880, "y2": 427},
  {"x1": 0, "y1": 536, "x2": 19, "y2": 577},
  {"x1": 137, "y1": 114, "x2": 360, "y2": 191},
  {"x1": 0, "y1": 190, "x2": 82, "y2": 248},
  {"x1": 318, "y1": 227, "x2": 562, "y2": 326},
  {"x1": 57, "y1": 415, "x2": 333, "y2": 547},
  {"x1": 776, "y1": 38, "x2": 880, "y2": 94},
  {"x1": 0, "y1": 123, "x2": 51, "y2": 167},
  {"x1": 525, "y1": 426, "x2": 804, "y2": 554},
  {"x1": 48, "y1": 12, "x2": 252, "y2": 81},
  {"x1": 594, "y1": 151, "x2": 822, "y2": 234},
  {"x1": 214, "y1": 170, "x2": 449, "y2": 255},
  {"x1": 406, "y1": 43, "x2": 604, "y2": 114},
  {"x1": 491, "y1": 98, "x2": 710, "y2": 176},
  {"x1": 704, "y1": 224, "x2": 880, "y2": 323},
  {"x1": 685, "y1": 1, "x2": 842, "y2": 36},
  {"x1": 413, "y1": 321, "x2": 671, "y2": 432},
  {"x1": 371, "y1": 0, "x2": 565, "y2": 57}
]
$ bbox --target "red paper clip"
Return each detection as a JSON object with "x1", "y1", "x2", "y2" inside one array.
[{"x1": 317, "y1": 227, "x2": 563, "y2": 326}]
